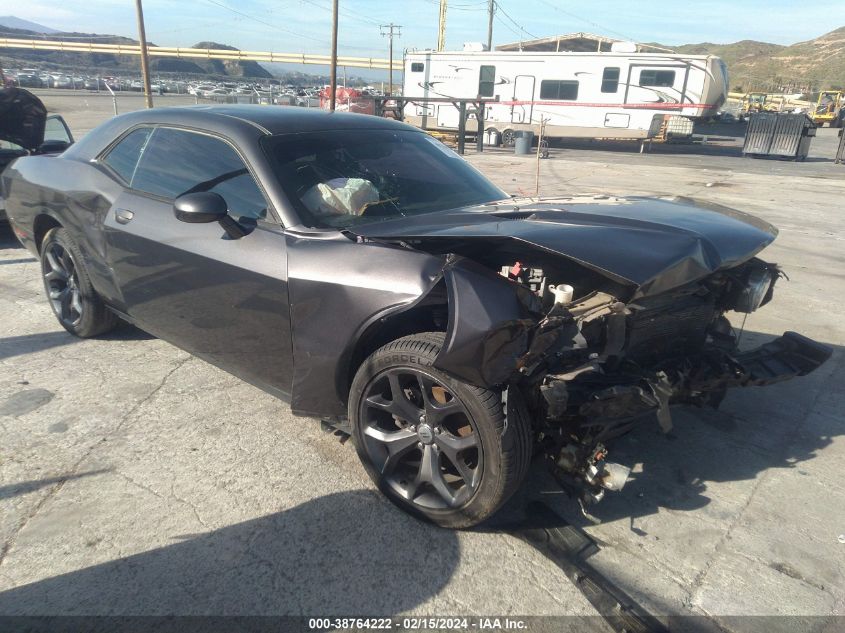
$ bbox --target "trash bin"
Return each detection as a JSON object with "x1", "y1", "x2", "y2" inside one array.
[
  {"x1": 514, "y1": 130, "x2": 535, "y2": 155},
  {"x1": 743, "y1": 113, "x2": 816, "y2": 160}
]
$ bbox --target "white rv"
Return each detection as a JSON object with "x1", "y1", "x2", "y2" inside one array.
[{"x1": 402, "y1": 48, "x2": 729, "y2": 144}]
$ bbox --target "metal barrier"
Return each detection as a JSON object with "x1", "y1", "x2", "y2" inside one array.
[{"x1": 743, "y1": 113, "x2": 816, "y2": 160}]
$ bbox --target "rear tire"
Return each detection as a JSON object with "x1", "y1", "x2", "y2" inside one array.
[
  {"x1": 502, "y1": 128, "x2": 516, "y2": 147},
  {"x1": 349, "y1": 332, "x2": 532, "y2": 528},
  {"x1": 40, "y1": 227, "x2": 118, "y2": 338}
]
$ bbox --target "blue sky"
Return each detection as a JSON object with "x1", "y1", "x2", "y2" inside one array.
[{"x1": 5, "y1": 0, "x2": 844, "y2": 72}]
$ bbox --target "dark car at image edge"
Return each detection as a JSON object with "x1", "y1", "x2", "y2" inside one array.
[
  {"x1": 1, "y1": 105, "x2": 832, "y2": 528},
  {"x1": 0, "y1": 87, "x2": 74, "y2": 223}
]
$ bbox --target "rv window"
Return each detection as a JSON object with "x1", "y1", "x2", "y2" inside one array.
[
  {"x1": 411, "y1": 62, "x2": 424, "y2": 72},
  {"x1": 601, "y1": 67, "x2": 620, "y2": 93},
  {"x1": 539, "y1": 80, "x2": 579, "y2": 101},
  {"x1": 479, "y1": 65, "x2": 496, "y2": 97},
  {"x1": 639, "y1": 69, "x2": 676, "y2": 87}
]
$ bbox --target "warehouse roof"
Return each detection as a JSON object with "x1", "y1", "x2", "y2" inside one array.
[{"x1": 495, "y1": 32, "x2": 674, "y2": 53}]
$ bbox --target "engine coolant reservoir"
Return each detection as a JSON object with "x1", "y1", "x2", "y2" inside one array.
[{"x1": 549, "y1": 284, "x2": 574, "y2": 305}]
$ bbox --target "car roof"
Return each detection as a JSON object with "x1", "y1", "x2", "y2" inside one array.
[
  {"x1": 64, "y1": 105, "x2": 418, "y2": 162},
  {"x1": 128, "y1": 105, "x2": 412, "y2": 135}
]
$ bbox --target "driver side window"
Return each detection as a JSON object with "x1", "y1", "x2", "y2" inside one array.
[{"x1": 130, "y1": 127, "x2": 269, "y2": 221}]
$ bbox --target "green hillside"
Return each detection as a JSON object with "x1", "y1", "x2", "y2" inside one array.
[{"x1": 667, "y1": 28, "x2": 845, "y2": 92}]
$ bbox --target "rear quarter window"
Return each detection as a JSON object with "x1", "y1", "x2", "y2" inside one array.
[{"x1": 101, "y1": 127, "x2": 152, "y2": 184}]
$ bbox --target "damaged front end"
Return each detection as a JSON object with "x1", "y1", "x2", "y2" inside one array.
[
  {"x1": 432, "y1": 254, "x2": 832, "y2": 512},
  {"x1": 344, "y1": 198, "x2": 832, "y2": 511}
]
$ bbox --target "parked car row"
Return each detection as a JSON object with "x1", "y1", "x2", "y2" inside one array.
[{"x1": 1, "y1": 68, "x2": 389, "y2": 101}]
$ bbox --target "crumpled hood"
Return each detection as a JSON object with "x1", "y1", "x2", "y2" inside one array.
[
  {"x1": 347, "y1": 196, "x2": 778, "y2": 297},
  {"x1": 0, "y1": 88, "x2": 47, "y2": 151}
]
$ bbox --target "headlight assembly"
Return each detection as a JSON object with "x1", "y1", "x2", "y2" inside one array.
[{"x1": 733, "y1": 265, "x2": 774, "y2": 313}]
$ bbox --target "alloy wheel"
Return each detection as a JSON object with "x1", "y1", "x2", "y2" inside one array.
[
  {"x1": 359, "y1": 368, "x2": 484, "y2": 510},
  {"x1": 43, "y1": 242, "x2": 83, "y2": 327}
]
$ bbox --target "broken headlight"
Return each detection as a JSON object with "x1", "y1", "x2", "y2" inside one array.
[{"x1": 732, "y1": 265, "x2": 774, "y2": 313}]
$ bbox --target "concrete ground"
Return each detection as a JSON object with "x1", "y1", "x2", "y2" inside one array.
[{"x1": 1, "y1": 95, "x2": 844, "y2": 631}]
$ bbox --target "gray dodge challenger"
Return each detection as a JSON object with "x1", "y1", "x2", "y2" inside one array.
[{"x1": 1, "y1": 105, "x2": 831, "y2": 528}]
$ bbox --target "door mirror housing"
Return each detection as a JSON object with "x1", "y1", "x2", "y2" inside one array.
[
  {"x1": 173, "y1": 192, "x2": 249, "y2": 239},
  {"x1": 173, "y1": 192, "x2": 229, "y2": 224}
]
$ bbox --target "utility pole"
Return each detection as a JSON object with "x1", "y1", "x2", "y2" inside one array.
[
  {"x1": 134, "y1": 0, "x2": 153, "y2": 108},
  {"x1": 329, "y1": 0, "x2": 338, "y2": 111},
  {"x1": 486, "y1": 0, "x2": 494, "y2": 51},
  {"x1": 437, "y1": 0, "x2": 447, "y2": 52},
  {"x1": 380, "y1": 23, "x2": 401, "y2": 97}
]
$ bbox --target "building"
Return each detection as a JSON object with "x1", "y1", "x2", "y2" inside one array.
[{"x1": 495, "y1": 32, "x2": 674, "y2": 54}]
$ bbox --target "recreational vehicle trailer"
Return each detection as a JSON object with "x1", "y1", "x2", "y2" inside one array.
[{"x1": 402, "y1": 50, "x2": 729, "y2": 144}]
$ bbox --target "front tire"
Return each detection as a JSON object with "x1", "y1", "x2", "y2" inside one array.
[
  {"x1": 40, "y1": 227, "x2": 118, "y2": 338},
  {"x1": 349, "y1": 332, "x2": 532, "y2": 528}
]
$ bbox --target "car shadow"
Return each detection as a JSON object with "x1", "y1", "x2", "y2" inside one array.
[
  {"x1": 0, "y1": 225, "x2": 23, "y2": 251},
  {"x1": 0, "y1": 256, "x2": 36, "y2": 266},
  {"x1": 0, "y1": 489, "x2": 459, "y2": 617},
  {"x1": 99, "y1": 320, "x2": 157, "y2": 341},
  {"x1": 0, "y1": 331, "x2": 82, "y2": 361},
  {"x1": 0, "y1": 470, "x2": 110, "y2": 501},
  {"x1": 0, "y1": 323, "x2": 155, "y2": 361}
]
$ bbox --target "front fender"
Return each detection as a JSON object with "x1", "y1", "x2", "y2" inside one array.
[{"x1": 434, "y1": 257, "x2": 541, "y2": 388}]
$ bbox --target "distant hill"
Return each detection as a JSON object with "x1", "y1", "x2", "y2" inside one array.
[
  {"x1": 0, "y1": 27, "x2": 272, "y2": 79},
  {"x1": 662, "y1": 27, "x2": 845, "y2": 92},
  {"x1": 0, "y1": 16, "x2": 59, "y2": 34}
]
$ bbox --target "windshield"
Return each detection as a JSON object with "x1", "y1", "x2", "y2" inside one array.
[{"x1": 261, "y1": 129, "x2": 507, "y2": 229}]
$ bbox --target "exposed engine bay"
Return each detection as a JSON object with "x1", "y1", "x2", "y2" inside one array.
[{"x1": 481, "y1": 256, "x2": 831, "y2": 514}]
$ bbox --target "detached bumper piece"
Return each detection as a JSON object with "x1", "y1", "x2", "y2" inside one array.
[{"x1": 732, "y1": 331, "x2": 833, "y2": 385}]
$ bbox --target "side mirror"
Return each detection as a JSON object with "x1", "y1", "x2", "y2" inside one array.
[
  {"x1": 173, "y1": 192, "x2": 248, "y2": 239},
  {"x1": 173, "y1": 192, "x2": 229, "y2": 223}
]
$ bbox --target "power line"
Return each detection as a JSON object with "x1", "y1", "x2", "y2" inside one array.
[
  {"x1": 420, "y1": 0, "x2": 486, "y2": 9},
  {"x1": 203, "y1": 0, "x2": 325, "y2": 43},
  {"x1": 493, "y1": 13, "x2": 521, "y2": 39},
  {"x1": 534, "y1": 0, "x2": 636, "y2": 42},
  {"x1": 201, "y1": 0, "x2": 379, "y2": 52},
  {"x1": 300, "y1": 0, "x2": 383, "y2": 26},
  {"x1": 494, "y1": 2, "x2": 538, "y2": 39}
]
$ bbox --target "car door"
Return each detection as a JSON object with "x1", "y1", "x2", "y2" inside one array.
[{"x1": 101, "y1": 125, "x2": 294, "y2": 399}]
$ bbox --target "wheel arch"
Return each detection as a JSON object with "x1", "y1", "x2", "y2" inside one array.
[
  {"x1": 342, "y1": 282, "x2": 449, "y2": 401},
  {"x1": 33, "y1": 213, "x2": 63, "y2": 253},
  {"x1": 341, "y1": 257, "x2": 540, "y2": 406}
]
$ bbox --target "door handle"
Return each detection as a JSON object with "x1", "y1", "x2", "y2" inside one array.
[{"x1": 114, "y1": 208, "x2": 134, "y2": 225}]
